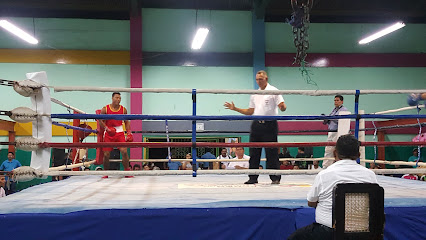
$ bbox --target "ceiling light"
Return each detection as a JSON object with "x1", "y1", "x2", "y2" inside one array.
[
  {"x1": 359, "y1": 22, "x2": 405, "y2": 45},
  {"x1": 0, "y1": 19, "x2": 39, "y2": 44},
  {"x1": 191, "y1": 28, "x2": 209, "y2": 50}
]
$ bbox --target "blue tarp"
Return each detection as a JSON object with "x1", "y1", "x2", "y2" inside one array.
[{"x1": 1, "y1": 207, "x2": 425, "y2": 240}]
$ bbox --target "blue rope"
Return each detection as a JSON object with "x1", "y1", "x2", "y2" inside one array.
[
  {"x1": 192, "y1": 89, "x2": 197, "y2": 177},
  {"x1": 51, "y1": 113, "x2": 426, "y2": 121},
  {"x1": 52, "y1": 121, "x2": 97, "y2": 133},
  {"x1": 354, "y1": 90, "x2": 360, "y2": 164}
]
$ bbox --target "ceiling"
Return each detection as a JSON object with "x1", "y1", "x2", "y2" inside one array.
[{"x1": 0, "y1": 0, "x2": 425, "y2": 23}]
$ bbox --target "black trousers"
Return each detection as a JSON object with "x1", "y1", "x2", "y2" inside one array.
[
  {"x1": 287, "y1": 222, "x2": 333, "y2": 240},
  {"x1": 249, "y1": 120, "x2": 281, "y2": 182}
]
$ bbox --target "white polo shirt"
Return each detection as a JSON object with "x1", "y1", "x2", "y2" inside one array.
[
  {"x1": 307, "y1": 160, "x2": 378, "y2": 228},
  {"x1": 226, "y1": 155, "x2": 250, "y2": 169},
  {"x1": 249, "y1": 83, "x2": 284, "y2": 116}
]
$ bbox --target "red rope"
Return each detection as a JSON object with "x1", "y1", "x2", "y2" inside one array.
[{"x1": 41, "y1": 141, "x2": 425, "y2": 149}]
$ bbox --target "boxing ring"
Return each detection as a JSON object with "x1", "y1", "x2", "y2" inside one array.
[{"x1": 1, "y1": 72, "x2": 426, "y2": 239}]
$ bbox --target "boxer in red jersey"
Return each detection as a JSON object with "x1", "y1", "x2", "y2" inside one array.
[{"x1": 99, "y1": 92, "x2": 133, "y2": 178}]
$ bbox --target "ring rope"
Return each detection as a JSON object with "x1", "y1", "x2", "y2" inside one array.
[
  {"x1": 115, "y1": 158, "x2": 426, "y2": 167},
  {"x1": 42, "y1": 168, "x2": 426, "y2": 177},
  {"x1": 51, "y1": 86, "x2": 426, "y2": 95},
  {"x1": 51, "y1": 97, "x2": 87, "y2": 114},
  {"x1": 52, "y1": 121, "x2": 97, "y2": 133},
  {"x1": 374, "y1": 104, "x2": 426, "y2": 114},
  {"x1": 48, "y1": 160, "x2": 96, "y2": 171},
  {"x1": 50, "y1": 113, "x2": 426, "y2": 121},
  {"x1": 39, "y1": 141, "x2": 426, "y2": 149}
]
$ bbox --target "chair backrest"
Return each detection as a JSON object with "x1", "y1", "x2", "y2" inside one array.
[{"x1": 332, "y1": 183, "x2": 385, "y2": 240}]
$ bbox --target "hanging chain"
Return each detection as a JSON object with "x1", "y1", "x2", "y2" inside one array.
[
  {"x1": 289, "y1": 0, "x2": 313, "y2": 65},
  {"x1": 0, "y1": 79, "x2": 15, "y2": 87}
]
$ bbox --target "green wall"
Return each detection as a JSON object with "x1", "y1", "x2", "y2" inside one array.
[{"x1": 0, "y1": 11, "x2": 424, "y2": 177}]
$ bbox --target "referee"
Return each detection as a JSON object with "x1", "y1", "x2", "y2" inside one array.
[{"x1": 224, "y1": 70, "x2": 286, "y2": 184}]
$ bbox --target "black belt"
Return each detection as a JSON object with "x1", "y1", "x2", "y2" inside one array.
[{"x1": 255, "y1": 120, "x2": 276, "y2": 124}]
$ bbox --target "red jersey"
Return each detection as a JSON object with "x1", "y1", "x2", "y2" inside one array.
[{"x1": 105, "y1": 104, "x2": 124, "y2": 127}]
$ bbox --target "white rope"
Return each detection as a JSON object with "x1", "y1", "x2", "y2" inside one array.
[
  {"x1": 51, "y1": 98, "x2": 87, "y2": 114},
  {"x1": 120, "y1": 158, "x2": 424, "y2": 167},
  {"x1": 48, "y1": 160, "x2": 96, "y2": 171},
  {"x1": 52, "y1": 86, "x2": 426, "y2": 96},
  {"x1": 43, "y1": 168, "x2": 426, "y2": 177},
  {"x1": 362, "y1": 159, "x2": 426, "y2": 167},
  {"x1": 374, "y1": 105, "x2": 426, "y2": 115},
  {"x1": 122, "y1": 158, "x2": 332, "y2": 163}
]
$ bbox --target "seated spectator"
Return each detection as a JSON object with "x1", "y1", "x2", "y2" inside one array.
[
  {"x1": 369, "y1": 162, "x2": 380, "y2": 169},
  {"x1": 0, "y1": 175, "x2": 6, "y2": 197},
  {"x1": 182, "y1": 153, "x2": 193, "y2": 170},
  {"x1": 167, "y1": 149, "x2": 182, "y2": 170},
  {"x1": 278, "y1": 147, "x2": 293, "y2": 158},
  {"x1": 143, "y1": 163, "x2": 152, "y2": 171},
  {"x1": 280, "y1": 160, "x2": 294, "y2": 170},
  {"x1": 201, "y1": 148, "x2": 216, "y2": 169},
  {"x1": 95, "y1": 167, "x2": 103, "y2": 171},
  {"x1": 259, "y1": 165, "x2": 264, "y2": 169},
  {"x1": 222, "y1": 147, "x2": 249, "y2": 169},
  {"x1": 295, "y1": 147, "x2": 308, "y2": 169},
  {"x1": 309, "y1": 160, "x2": 322, "y2": 170},
  {"x1": 133, "y1": 164, "x2": 141, "y2": 171},
  {"x1": 293, "y1": 165, "x2": 300, "y2": 170},
  {"x1": 216, "y1": 148, "x2": 232, "y2": 170},
  {"x1": 288, "y1": 134, "x2": 378, "y2": 240},
  {"x1": 408, "y1": 148, "x2": 424, "y2": 168}
]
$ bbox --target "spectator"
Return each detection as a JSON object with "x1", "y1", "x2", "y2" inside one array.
[
  {"x1": 369, "y1": 162, "x2": 380, "y2": 169},
  {"x1": 143, "y1": 163, "x2": 152, "y2": 171},
  {"x1": 259, "y1": 165, "x2": 264, "y2": 169},
  {"x1": 288, "y1": 134, "x2": 377, "y2": 240},
  {"x1": 217, "y1": 148, "x2": 232, "y2": 170},
  {"x1": 278, "y1": 147, "x2": 292, "y2": 159},
  {"x1": 295, "y1": 147, "x2": 308, "y2": 169},
  {"x1": 167, "y1": 149, "x2": 182, "y2": 170},
  {"x1": 280, "y1": 160, "x2": 294, "y2": 170},
  {"x1": 182, "y1": 153, "x2": 192, "y2": 170},
  {"x1": 133, "y1": 164, "x2": 141, "y2": 171},
  {"x1": 201, "y1": 148, "x2": 216, "y2": 169},
  {"x1": 310, "y1": 160, "x2": 322, "y2": 170},
  {"x1": 95, "y1": 167, "x2": 103, "y2": 171},
  {"x1": 408, "y1": 148, "x2": 424, "y2": 168},
  {"x1": 0, "y1": 152, "x2": 22, "y2": 195},
  {"x1": 0, "y1": 175, "x2": 6, "y2": 198},
  {"x1": 222, "y1": 147, "x2": 249, "y2": 170}
]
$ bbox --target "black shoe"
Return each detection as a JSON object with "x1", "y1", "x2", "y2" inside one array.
[
  {"x1": 244, "y1": 179, "x2": 258, "y2": 184},
  {"x1": 271, "y1": 180, "x2": 280, "y2": 185}
]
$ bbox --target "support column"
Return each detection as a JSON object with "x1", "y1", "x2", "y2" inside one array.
[{"x1": 130, "y1": 0, "x2": 143, "y2": 159}]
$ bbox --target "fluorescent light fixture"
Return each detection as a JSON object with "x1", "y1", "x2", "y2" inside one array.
[
  {"x1": 0, "y1": 19, "x2": 39, "y2": 44},
  {"x1": 191, "y1": 28, "x2": 209, "y2": 50},
  {"x1": 359, "y1": 22, "x2": 405, "y2": 45}
]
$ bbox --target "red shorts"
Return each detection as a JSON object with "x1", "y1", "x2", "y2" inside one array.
[{"x1": 103, "y1": 131, "x2": 125, "y2": 152}]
